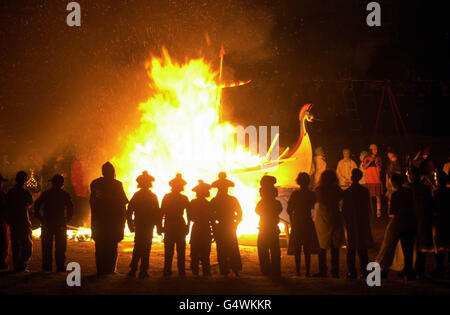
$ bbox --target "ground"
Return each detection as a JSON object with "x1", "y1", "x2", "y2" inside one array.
[{"x1": 1, "y1": 218, "x2": 449, "y2": 295}]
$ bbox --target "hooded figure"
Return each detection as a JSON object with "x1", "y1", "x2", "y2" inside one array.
[
  {"x1": 342, "y1": 169, "x2": 373, "y2": 279},
  {"x1": 187, "y1": 180, "x2": 213, "y2": 276},
  {"x1": 210, "y1": 172, "x2": 243, "y2": 276},
  {"x1": 126, "y1": 171, "x2": 160, "y2": 278},
  {"x1": 90, "y1": 162, "x2": 129, "y2": 275},
  {"x1": 5, "y1": 171, "x2": 33, "y2": 272},
  {"x1": 0, "y1": 174, "x2": 9, "y2": 270},
  {"x1": 255, "y1": 175, "x2": 282, "y2": 277},
  {"x1": 161, "y1": 173, "x2": 189, "y2": 276},
  {"x1": 34, "y1": 174, "x2": 73, "y2": 272}
]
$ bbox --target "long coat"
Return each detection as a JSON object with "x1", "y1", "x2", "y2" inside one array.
[
  {"x1": 314, "y1": 186, "x2": 345, "y2": 249},
  {"x1": 90, "y1": 177, "x2": 129, "y2": 242},
  {"x1": 210, "y1": 193, "x2": 243, "y2": 273},
  {"x1": 342, "y1": 183, "x2": 373, "y2": 249},
  {"x1": 287, "y1": 189, "x2": 320, "y2": 253},
  {"x1": 188, "y1": 198, "x2": 213, "y2": 257}
]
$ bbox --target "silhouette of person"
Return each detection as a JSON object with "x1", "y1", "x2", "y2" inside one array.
[
  {"x1": 187, "y1": 180, "x2": 213, "y2": 276},
  {"x1": 313, "y1": 169, "x2": 345, "y2": 278},
  {"x1": 126, "y1": 171, "x2": 160, "y2": 279},
  {"x1": 161, "y1": 173, "x2": 189, "y2": 276},
  {"x1": 90, "y1": 162, "x2": 129, "y2": 275},
  {"x1": 210, "y1": 172, "x2": 242, "y2": 276},
  {"x1": 0, "y1": 174, "x2": 9, "y2": 270},
  {"x1": 431, "y1": 171, "x2": 450, "y2": 278},
  {"x1": 388, "y1": 173, "x2": 417, "y2": 280},
  {"x1": 34, "y1": 174, "x2": 73, "y2": 272},
  {"x1": 342, "y1": 169, "x2": 373, "y2": 279},
  {"x1": 255, "y1": 175, "x2": 282, "y2": 277},
  {"x1": 5, "y1": 171, "x2": 33, "y2": 272},
  {"x1": 287, "y1": 172, "x2": 319, "y2": 277},
  {"x1": 407, "y1": 167, "x2": 433, "y2": 279}
]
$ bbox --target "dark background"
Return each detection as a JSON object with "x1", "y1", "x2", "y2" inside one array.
[{"x1": 0, "y1": 0, "x2": 449, "y2": 176}]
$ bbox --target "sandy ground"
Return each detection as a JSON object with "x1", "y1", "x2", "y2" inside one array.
[{"x1": 1, "y1": 218, "x2": 449, "y2": 295}]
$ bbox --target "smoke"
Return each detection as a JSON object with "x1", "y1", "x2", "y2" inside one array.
[
  {"x1": 0, "y1": 0, "x2": 396, "y2": 184},
  {"x1": 0, "y1": 0, "x2": 278, "y2": 183}
]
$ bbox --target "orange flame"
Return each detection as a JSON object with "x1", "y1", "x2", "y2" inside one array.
[{"x1": 111, "y1": 49, "x2": 264, "y2": 236}]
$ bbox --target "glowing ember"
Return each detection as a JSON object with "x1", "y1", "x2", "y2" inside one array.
[{"x1": 111, "y1": 49, "x2": 265, "y2": 237}]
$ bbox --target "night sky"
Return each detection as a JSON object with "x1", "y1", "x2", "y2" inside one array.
[{"x1": 0, "y1": 0, "x2": 449, "y2": 173}]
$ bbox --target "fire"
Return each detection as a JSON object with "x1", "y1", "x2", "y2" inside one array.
[{"x1": 111, "y1": 49, "x2": 265, "y2": 237}]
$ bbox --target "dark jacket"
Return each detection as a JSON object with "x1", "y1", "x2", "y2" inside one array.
[
  {"x1": 314, "y1": 185, "x2": 345, "y2": 249},
  {"x1": 287, "y1": 189, "x2": 319, "y2": 253},
  {"x1": 188, "y1": 198, "x2": 213, "y2": 238},
  {"x1": 126, "y1": 189, "x2": 160, "y2": 234},
  {"x1": 389, "y1": 187, "x2": 416, "y2": 233},
  {"x1": 90, "y1": 177, "x2": 129, "y2": 242},
  {"x1": 408, "y1": 182, "x2": 433, "y2": 251},
  {"x1": 210, "y1": 193, "x2": 242, "y2": 227},
  {"x1": 5, "y1": 185, "x2": 33, "y2": 229},
  {"x1": 188, "y1": 198, "x2": 213, "y2": 255},
  {"x1": 342, "y1": 183, "x2": 373, "y2": 249},
  {"x1": 255, "y1": 197, "x2": 282, "y2": 233},
  {"x1": 34, "y1": 188, "x2": 73, "y2": 227},
  {"x1": 161, "y1": 192, "x2": 189, "y2": 235}
]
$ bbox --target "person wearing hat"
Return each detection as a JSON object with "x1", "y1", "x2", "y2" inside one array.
[
  {"x1": 336, "y1": 149, "x2": 358, "y2": 190},
  {"x1": 210, "y1": 172, "x2": 243, "y2": 276},
  {"x1": 363, "y1": 144, "x2": 383, "y2": 218},
  {"x1": 0, "y1": 174, "x2": 9, "y2": 270},
  {"x1": 5, "y1": 171, "x2": 33, "y2": 272},
  {"x1": 310, "y1": 147, "x2": 327, "y2": 189},
  {"x1": 161, "y1": 173, "x2": 190, "y2": 276},
  {"x1": 187, "y1": 180, "x2": 213, "y2": 276},
  {"x1": 255, "y1": 175, "x2": 283, "y2": 277},
  {"x1": 126, "y1": 171, "x2": 160, "y2": 279},
  {"x1": 90, "y1": 162, "x2": 129, "y2": 275},
  {"x1": 34, "y1": 174, "x2": 74, "y2": 272}
]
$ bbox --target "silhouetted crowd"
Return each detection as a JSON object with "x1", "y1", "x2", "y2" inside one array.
[{"x1": 0, "y1": 143, "x2": 449, "y2": 281}]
